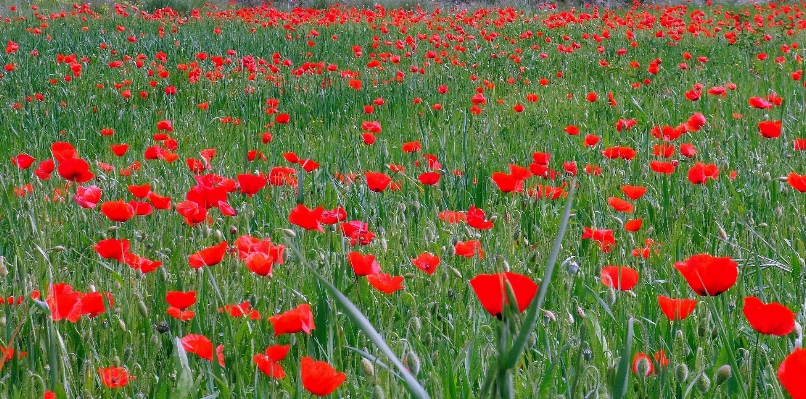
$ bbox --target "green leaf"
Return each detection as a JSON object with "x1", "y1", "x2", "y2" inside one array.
[{"x1": 612, "y1": 318, "x2": 634, "y2": 399}]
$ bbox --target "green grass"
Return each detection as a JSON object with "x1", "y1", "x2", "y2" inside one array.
[{"x1": 1, "y1": 1, "x2": 805, "y2": 398}]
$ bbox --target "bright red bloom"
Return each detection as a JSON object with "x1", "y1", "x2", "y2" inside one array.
[
  {"x1": 347, "y1": 252, "x2": 381, "y2": 276},
  {"x1": 365, "y1": 172, "x2": 392, "y2": 192},
  {"x1": 219, "y1": 301, "x2": 261, "y2": 319},
  {"x1": 167, "y1": 307, "x2": 195, "y2": 320},
  {"x1": 122, "y1": 253, "x2": 163, "y2": 274},
  {"x1": 165, "y1": 291, "x2": 196, "y2": 310},
  {"x1": 367, "y1": 272, "x2": 405, "y2": 294},
  {"x1": 57, "y1": 157, "x2": 94, "y2": 183},
  {"x1": 469, "y1": 272, "x2": 538, "y2": 317},
  {"x1": 319, "y1": 207, "x2": 347, "y2": 225},
  {"x1": 467, "y1": 206, "x2": 493, "y2": 230},
  {"x1": 300, "y1": 357, "x2": 346, "y2": 397},
  {"x1": 80, "y1": 292, "x2": 113, "y2": 318},
  {"x1": 245, "y1": 252, "x2": 276, "y2": 277},
  {"x1": 687, "y1": 162, "x2": 718, "y2": 184},
  {"x1": 581, "y1": 227, "x2": 616, "y2": 252},
  {"x1": 650, "y1": 160, "x2": 676, "y2": 174},
  {"x1": 631, "y1": 351, "x2": 668, "y2": 376},
  {"x1": 188, "y1": 241, "x2": 228, "y2": 269},
  {"x1": 11, "y1": 153, "x2": 35, "y2": 169},
  {"x1": 97, "y1": 367, "x2": 134, "y2": 388},
  {"x1": 788, "y1": 173, "x2": 806, "y2": 192},
  {"x1": 402, "y1": 141, "x2": 422, "y2": 153},
  {"x1": 608, "y1": 197, "x2": 635, "y2": 213},
  {"x1": 624, "y1": 219, "x2": 643, "y2": 232},
  {"x1": 75, "y1": 185, "x2": 102, "y2": 209},
  {"x1": 268, "y1": 304, "x2": 315, "y2": 337},
  {"x1": 181, "y1": 334, "x2": 213, "y2": 360},
  {"x1": 758, "y1": 120, "x2": 782, "y2": 138},
  {"x1": 602, "y1": 146, "x2": 636, "y2": 160},
  {"x1": 46, "y1": 283, "x2": 82, "y2": 322},
  {"x1": 288, "y1": 204, "x2": 325, "y2": 232},
  {"x1": 418, "y1": 171, "x2": 441, "y2": 185},
  {"x1": 237, "y1": 174, "x2": 267, "y2": 197},
  {"x1": 340, "y1": 220, "x2": 375, "y2": 246},
  {"x1": 492, "y1": 172, "x2": 525, "y2": 193},
  {"x1": 686, "y1": 112, "x2": 706, "y2": 132},
  {"x1": 254, "y1": 354, "x2": 286, "y2": 379},
  {"x1": 600, "y1": 266, "x2": 639, "y2": 290},
  {"x1": 657, "y1": 296, "x2": 697, "y2": 321},
  {"x1": 100, "y1": 200, "x2": 135, "y2": 222},
  {"x1": 93, "y1": 238, "x2": 130, "y2": 262},
  {"x1": 51, "y1": 142, "x2": 77, "y2": 163},
  {"x1": 621, "y1": 185, "x2": 646, "y2": 200},
  {"x1": 411, "y1": 252, "x2": 440, "y2": 275},
  {"x1": 156, "y1": 120, "x2": 173, "y2": 131},
  {"x1": 454, "y1": 240, "x2": 484, "y2": 259},
  {"x1": 674, "y1": 254, "x2": 738, "y2": 296},
  {"x1": 749, "y1": 96, "x2": 773, "y2": 109},
  {"x1": 743, "y1": 296, "x2": 795, "y2": 336},
  {"x1": 779, "y1": 349, "x2": 806, "y2": 399}
]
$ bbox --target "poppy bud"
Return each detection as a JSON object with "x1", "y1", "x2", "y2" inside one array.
[
  {"x1": 156, "y1": 321, "x2": 170, "y2": 334},
  {"x1": 449, "y1": 266, "x2": 462, "y2": 279},
  {"x1": 576, "y1": 306, "x2": 586, "y2": 318},
  {"x1": 279, "y1": 228, "x2": 296, "y2": 238},
  {"x1": 409, "y1": 317, "x2": 421, "y2": 333},
  {"x1": 542, "y1": 310, "x2": 556, "y2": 323},
  {"x1": 137, "y1": 300, "x2": 148, "y2": 318},
  {"x1": 694, "y1": 347, "x2": 706, "y2": 372},
  {"x1": 794, "y1": 322, "x2": 802, "y2": 348},
  {"x1": 582, "y1": 348, "x2": 593, "y2": 361},
  {"x1": 107, "y1": 226, "x2": 118, "y2": 232},
  {"x1": 674, "y1": 363, "x2": 689, "y2": 382},
  {"x1": 405, "y1": 351, "x2": 420, "y2": 376},
  {"x1": 372, "y1": 385, "x2": 385, "y2": 399},
  {"x1": 717, "y1": 224, "x2": 728, "y2": 240},
  {"x1": 111, "y1": 355, "x2": 121, "y2": 367},
  {"x1": 117, "y1": 318, "x2": 127, "y2": 332},
  {"x1": 607, "y1": 288, "x2": 616, "y2": 305},
  {"x1": 229, "y1": 225, "x2": 238, "y2": 235},
  {"x1": 215, "y1": 229, "x2": 224, "y2": 241},
  {"x1": 714, "y1": 365, "x2": 731, "y2": 386},
  {"x1": 50, "y1": 246, "x2": 65, "y2": 252},
  {"x1": 696, "y1": 375, "x2": 711, "y2": 392},
  {"x1": 566, "y1": 260, "x2": 580, "y2": 275},
  {"x1": 0, "y1": 256, "x2": 7, "y2": 277},
  {"x1": 635, "y1": 357, "x2": 651, "y2": 378},
  {"x1": 361, "y1": 358, "x2": 375, "y2": 377},
  {"x1": 0, "y1": 316, "x2": 5, "y2": 326},
  {"x1": 499, "y1": 258, "x2": 510, "y2": 272},
  {"x1": 404, "y1": 272, "x2": 416, "y2": 278}
]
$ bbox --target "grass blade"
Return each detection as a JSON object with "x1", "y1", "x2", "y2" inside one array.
[{"x1": 612, "y1": 318, "x2": 635, "y2": 399}]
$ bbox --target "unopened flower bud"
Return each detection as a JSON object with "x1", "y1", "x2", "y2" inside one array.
[
  {"x1": 674, "y1": 363, "x2": 689, "y2": 382},
  {"x1": 361, "y1": 358, "x2": 375, "y2": 377},
  {"x1": 405, "y1": 351, "x2": 421, "y2": 376},
  {"x1": 714, "y1": 365, "x2": 731, "y2": 386},
  {"x1": 696, "y1": 375, "x2": 711, "y2": 392}
]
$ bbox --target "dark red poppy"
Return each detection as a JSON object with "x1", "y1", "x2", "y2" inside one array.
[
  {"x1": 657, "y1": 296, "x2": 697, "y2": 321},
  {"x1": 100, "y1": 200, "x2": 135, "y2": 222},
  {"x1": 365, "y1": 172, "x2": 392, "y2": 192},
  {"x1": 268, "y1": 304, "x2": 315, "y2": 336},
  {"x1": 469, "y1": 272, "x2": 538, "y2": 317},
  {"x1": 367, "y1": 272, "x2": 405, "y2": 294},
  {"x1": 93, "y1": 238, "x2": 130, "y2": 262},
  {"x1": 57, "y1": 157, "x2": 94, "y2": 183},
  {"x1": 742, "y1": 296, "x2": 795, "y2": 336},
  {"x1": 75, "y1": 185, "x2": 102, "y2": 209},
  {"x1": 181, "y1": 334, "x2": 213, "y2": 360},
  {"x1": 166, "y1": 291, "x2": 196, "y2": 310},
  {"x1": 411, "y1": 252, "x2": 440, "y2": 275},
  {"x1": 188, "y1": 241, "x2": 228, "y2": 269},
  {"x1": 779, "y1": 348, "x2": 806, "y2": 399},
  {"x1": 348, "y1": 252, "x2": 381, "y2": 276},
  {"x1": 674, "y1": 254, "x2": 738, "y2": 296},
  {"x1": 600, "y1": 266, "x2": 639, "y2": 290},
  {"x1": 301, "y1": 357, "x2": 346, "y2": 397},
  {"x1": 288, "y1": 204, "x2": 325, "y2": 232}
]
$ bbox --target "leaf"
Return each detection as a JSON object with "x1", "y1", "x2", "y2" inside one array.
[{"x1": 612, "y1": 318, "x2": 634, "y2": 399}]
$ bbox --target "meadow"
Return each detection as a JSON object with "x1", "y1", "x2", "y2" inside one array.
[{"x1": 1, "y1": 1, "x2": 806, "y2": 398}]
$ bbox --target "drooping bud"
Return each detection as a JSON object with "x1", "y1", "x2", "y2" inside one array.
[
  {"x1": 714, "y1": 365, "x2": 731, "y2": 386},
  {"x1": 674, "y1": 363, "x2": 689, "y2": 383}
]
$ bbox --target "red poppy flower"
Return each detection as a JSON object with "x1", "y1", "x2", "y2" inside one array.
[
  {"x1": 57, "y1": 157, "x2": 94, "y2": 183},
  {"x1": 156, "y1": 119, "x2": 173, "y2": 132},
  {"x1": 301, "y1": 357, "x2": 346, "y2": 397},
  {"x1": 181, "y1": 334, "x2": 213, "y2": 360},
  {"x1": 128, "y1": 201, "x2": 152, "y2": 216},
  {"x1": 492, "y1": 172, "x2": 525, "y2": 193},
  {"x1": 624, "y1": 219, "x2": 643, "y2": 232},
  {"x1": 411, "y1": 252, "x2": 440, "y2": 275},
  {"x1": 367, "y1": 272, "x2": 405, "y2": 294},
  {"x1": 749, "y1": 96, "x2": 773, "y2": 109},
  {"x1": 418, "y1": 171, "x2": 441, "y2": 185},
  {"x1": 219, "y1": 302, "x2": 261, "y2": 320},
  {"x1": 11, "y1": 153, "x2": 35, "y2": 169},
  {"x1": 674, "y1": 254, "x2": 738, "y2": 296},
  {"x1": 300, "y1": 159, "x2": 319, "y2": 172},
  {"x1": 686, "y1": 112, "x2": 706, "y2": 132},
  {"x1": 602, "y1": 146, "x2": 636, "y2": 160},
  {"x1": 657, "y1": 296, "x2": 697, "y2": 321},
  {"x1": 581, "y1": 227, "x2": 616, "y2": 252},
  {"x1": 254, "y1": 353, "x2": 286, "y2": 379},
  {"x1": 788, "y1": 173, "x2": 806, "y2": 192},
  {"x1": 268, "y1": 304, "x2": 315, "y2": 337},
  {"x1": 100, "y1": 200, "x2": 135, "y2": 222},
  {"x1": 127, "y1": 184, "x2": 151, "y2": 199},
  {"x1": 122, "y1": 253, "x2": 163, "y2": 274},
  {"x1": 608, "y1": 197, "x2": 635, "y2": 213},
  {"x1": 93, "y1": 238, "x2": 130, "y2": 262},
  {"x1": 402, "y1": 141, "x2": 422, "y2": 153},
  {"x1": 779, "y1": 348, "x2": 806, "y2": 399},
  {"x1": 51, "y1": 142, "x2": 77, "y2": 163},
  {"x1": 340, "y1": 220, "x2": 375, "y2": 246},
  {"x1": 46, "y1": 283, "x2": 82, "y2": 322},
  {"x1": 650, "y1": 160, "x2": 676, "y2": 174},
  {"x1": 188, "y1": 241, "x2": 228, "y2": 269},
  {"x1": 621, "y1": 185, "x2": 646, "y2": 200},
  {"x1": 742, "y1": 296, "x2": 795, "y2": 336},
  {"x1": 583, "y1": 135, "x2": 600, "y2": 147},
  {"x1": 168, "y1": 307, "x2": 195, "y2": 320},
  {"x1": 361, "y1": 133, "x2": 376, "y2": 145},
  {"x1": 469, "y1": 272, "x2": 538, "y2": 317},
  {"x1": 758, "y1": 120, "x2": 782, "y2": 138},
  {"x1": 631, "y1": 351, "x2": 668, "y2": 376},
  {"x1": 244, "y1": 252, "x2": 276, "y2": 277},
  {"x1": 600, "y1": 266, "x2": 639, "y2": 290},
  {"x1": 165, "y1": 291, "x2": 196, "y2": 310},
  {"x1": 97, "y1": 367, "x2": 134, "y2": 388},
  {"x1": 319, "y1": 207, "x2": 347, "y2": 224},
  {"x1": 467, "y1": 206, "x2": 494, "y2": 230},
  {"x1": 147, "y1": 192, "x2": 171, "y2": 209},
  {"x1": 347, "y1": 252, "x2": 381, "y2": 276},
  {"x1": 80, "y1": 292, "x2": 113, "y2": 318},
  {"x1": 365, "y1": 172, "x2": 392, "y2": 192},
  {"x1": 237, "y1": 174, "x2": 267, "y2": 197},
  {"x1": 176, "y1": 200, "x2": 208, "y2": 225},
  {"x1": 687, "y1": 162, "x2": 718, "y2": 184},
  {"x1": 75, "y1": 185, "x2": 102, "y2": 209},
  {"x1": 289, "y1": 204, "x2": 325, "y2": 232},
  {"x1": 454, "y1": 240, "x2": 484, "y2": 259}
]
